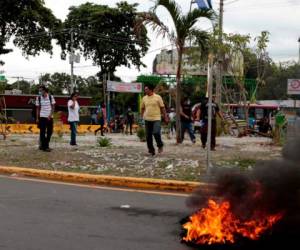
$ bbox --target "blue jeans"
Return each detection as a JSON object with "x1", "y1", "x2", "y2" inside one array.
[
  {"x1": 145, "y1": 120, "x2": 163, "y2": 154},
  {"x1": 69, "y1": 122, "x2": 78, "y2": 145},
  {"x1": 181, "y1": 121, "x2": 195, "y2": 142}
]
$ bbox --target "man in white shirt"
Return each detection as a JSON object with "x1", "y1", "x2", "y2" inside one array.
[
  {"x1": 169, "y1": 108, "x2": 176, "y2": 135},
  {"x1": 36, "y1": 86, "x2": 55, "y2": 152},
  {"x1": 68, "y1": 92, "x2": 80, "y2": 146}
]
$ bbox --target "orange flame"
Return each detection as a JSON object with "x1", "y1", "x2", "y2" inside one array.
[{"x1": 183, "y1": 199, "x2": 283, "y2": 245}]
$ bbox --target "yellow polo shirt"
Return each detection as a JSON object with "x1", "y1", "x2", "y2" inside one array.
[{"x1": 141, "y1": 93, "x2": 164, "y2": 121}]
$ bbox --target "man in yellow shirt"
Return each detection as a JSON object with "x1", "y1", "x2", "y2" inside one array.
[{"x1": 141, "y1": 84, "x2": 168, "y2": 156}]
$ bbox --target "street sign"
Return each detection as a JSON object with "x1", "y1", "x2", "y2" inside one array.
[
  {"x1": 107, "y1": 81, "x2": 142, "y2": 93},
  {"x1": 0, "y1": 75, "x2": 6, "y2": 81},
  {"x1": 287, "y1": 79, "x2": 300, "y2": 95}
]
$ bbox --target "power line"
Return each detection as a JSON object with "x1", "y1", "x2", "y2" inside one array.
[
  {"x1": 20, "y1": 29, "x2": 71, "y2": 39},
  {"x1": 18, "y1": 28, "x2": 147, "y2": 46},
  {"x1": 78, "y1": 31, "x2": 142, "y2": 45}
]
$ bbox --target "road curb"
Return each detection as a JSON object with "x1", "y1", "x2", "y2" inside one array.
[{"x1": 0, "y1": 166, "x2": 211, "y2": 193}]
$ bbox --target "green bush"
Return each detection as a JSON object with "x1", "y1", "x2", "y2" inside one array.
[
  {"x1": 97, "y1": 137, "x2": 112, "y2": 147},
  {"x1": 137, "y1": 127, "x2": 146, "y2": 142}
]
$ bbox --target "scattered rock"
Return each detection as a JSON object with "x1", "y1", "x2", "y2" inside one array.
[
  {"x1": 166, "y1": 164, "x2": 173, "y2": 170},
  {"x1": 120, "y1": 205, "x2": 130, "y2": 209}
]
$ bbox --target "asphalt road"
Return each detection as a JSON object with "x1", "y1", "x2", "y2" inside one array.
[{"x1": 0, "y1": 176, "x2": 193, "y2": 250}]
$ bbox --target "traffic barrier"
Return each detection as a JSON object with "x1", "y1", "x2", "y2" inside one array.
[{"x1": 4, "y1": 124, "x2": 140, "y2": 134}]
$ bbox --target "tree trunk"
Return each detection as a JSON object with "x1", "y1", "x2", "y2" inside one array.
[
  {"x1": 239, "y1": 81, "x2": 249, "y2": 131},
  {"x1": 175, "y1": 48, "x2": 183, "y2": 144},
  {"x1": 242, "y1": 90, "x2": 249, "y2": 129}
]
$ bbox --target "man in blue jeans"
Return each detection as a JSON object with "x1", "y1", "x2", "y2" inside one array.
[
  {"x1": 141, "y1": 84, "x2": 168, "y2": 156},
  {"x1": 180, "y1": 97, "x2": 196, "y2": 144}
]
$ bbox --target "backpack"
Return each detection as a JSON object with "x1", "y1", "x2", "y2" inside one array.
[{"x1": 38, "y1": 95, "x2": 53, "y2": 106}]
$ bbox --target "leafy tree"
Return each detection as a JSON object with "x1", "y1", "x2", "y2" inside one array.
[
  {"x1": 30, "y1": 84, "x2": 40, "y2": 95},
  {"x1": 0, "y1": 0, "x2": 61, "y2": 65},
  {"x1": 243, "y1": 49, "x2": 259, "y2": 79},
  {"x1": 258, "y1": 62, "x2": 300, "y2": 100},
  {"x1": 250, "y1": 31, "x2": 271, "y2": 102},
  {"x1": 60, "y1": 2, "x2": 149, "y2": 78},
  {"x1": 217, "y1": 33, "x2": 252, "y2": 125},
  {"x1": 0, "y1": 79, "x2": 8, "y2": 93},
  {"x1": 113, "y1": 93, "x2": 137, "y2": 115},
  {"x1": 40, "y1": 73, "x2": 70, "y2": 95},
  {"x1": 75, "y1": 76, "x2": 89, "y2": 96},
  {"x1": 38, "y1": 73, "x2": 103, "y2": 104},
  {"x1": 136, "y1": 0, "x2": 214, "y2": 143},
  {"x1": 181, "y1": 77, "x2": 206, "y2": 104},
  {"x1": 11, "y1": 80, "x2": 31, "y2": 94},
  {"x1": 84, "y1": 76, "x2": 103, "y2": 105},
  {"x1": 206, "y1": 32, "x2": 250, "y2": 106}
]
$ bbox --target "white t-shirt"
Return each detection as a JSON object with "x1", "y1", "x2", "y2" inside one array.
[
  {"x1": 169, "y1": 112, "x2": 176, "y2": 121},
  {"x1": 36, "y1": 94, "x2": 56, "y2": 118},
  {"x1": 68, "y1": 100, "x2": 80, "y2": 122}
]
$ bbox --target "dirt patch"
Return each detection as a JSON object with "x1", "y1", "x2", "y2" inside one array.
[{"x1": 0, "y1": 133, "x2": 282, "y2": 181}]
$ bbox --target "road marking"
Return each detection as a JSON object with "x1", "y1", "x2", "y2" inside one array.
[{"x1": 0, "y1": 175, "x2": 189, "y2": 197}]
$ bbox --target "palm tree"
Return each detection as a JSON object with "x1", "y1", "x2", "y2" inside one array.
[{"x1": 136, "y1": 0, "x2": 215, "y2": 143}]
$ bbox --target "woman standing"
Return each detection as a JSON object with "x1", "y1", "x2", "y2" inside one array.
[{"x1": 68, "y1": 92, "x2": 80, "y2": 146}]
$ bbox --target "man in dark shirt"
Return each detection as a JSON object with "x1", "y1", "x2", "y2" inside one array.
[
  {"x1": 199, "y1": 97, "x2": 223, "y2": 150},
  {"x1": 126, "y1": 108, "x2": 134, "y2": 135},
  {"x1": 257, "y1": 117, "x2": 272, "y2": 134},
  {"x1": 180, "y1": 98, "x2": 196, "y2": 143}
]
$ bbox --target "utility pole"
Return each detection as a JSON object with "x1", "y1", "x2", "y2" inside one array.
[
  {"x1": 206, "y1": 53, "x2": 214, "y2": 175},
  {"x1": 216, "y1": 0, "x2": 224, "y2": 104},
  {"x1": 298, "y1": 37, "x2": 300, "y2": 64},
  {"x1": 107, "y1": 72, "x2": 111, "y2": 123},
  {"x1": 103, "y1": 73, "x2": 106, "y2": 104},
  {"x1": 11, "y1": 76, "x2": 22, "y2": 91},
  {"x1": 17, "y1": 77, "x2": 21, "y2": 91},
  {"x1": 70, "y1": 29, "x2": 75, "y2": 94}
]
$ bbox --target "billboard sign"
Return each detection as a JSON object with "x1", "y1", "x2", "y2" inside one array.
[
  {"x1": 153, "y1": 49, "x2": 208, "y2": 76},
  {"x1": 287, "y1": 79, "x2": 300, "y2": 95},
  {"x1": 153, "y1": 48, "x2": 243, "y2": 76},
  {"x1": 107, "y1": 81, "x2": 142, "y2": 93}
]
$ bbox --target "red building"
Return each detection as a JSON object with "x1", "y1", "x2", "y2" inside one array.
[{"x1": 0, "y1": 94, "x2": 94, "y2": 124}]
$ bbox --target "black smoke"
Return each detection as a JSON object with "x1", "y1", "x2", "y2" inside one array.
[{"x1": 184, "y1": 136, "x2": 300, "y2": 249}]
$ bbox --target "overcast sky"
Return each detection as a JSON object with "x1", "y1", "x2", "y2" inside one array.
[{"x1": 1, "y1": 0, "x2": 300, "y2": 84}]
